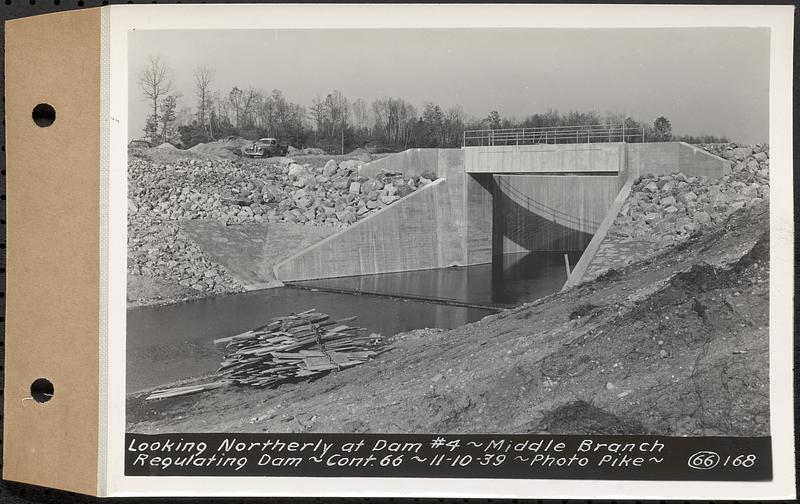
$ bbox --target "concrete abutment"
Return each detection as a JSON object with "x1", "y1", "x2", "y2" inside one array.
[{"x1": 273, "y1": 142, "x2": 730, "y2": 284}]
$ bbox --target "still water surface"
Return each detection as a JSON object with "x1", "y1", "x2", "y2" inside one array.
[{"x1": 127, "y1": 251, "x2": 580, "y2": 392}]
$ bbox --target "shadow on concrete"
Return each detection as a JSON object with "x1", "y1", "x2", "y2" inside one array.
[{"x1": 493, "y1": 177, "x2": 597, "y2": 253}]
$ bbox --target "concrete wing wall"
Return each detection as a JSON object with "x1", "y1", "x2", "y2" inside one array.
[
  {"x1": 465, "y1": 143, "x2": 624, "y2": 174},
  {"x1": 677, "y1": 142, "x2": 733, "y2": 177},
  {"x1": 274, "y1": 179, "x2": 469, "y2": 282},
  {"x1": 626, "y1": 142, "x2": 731, "y2": 179}
]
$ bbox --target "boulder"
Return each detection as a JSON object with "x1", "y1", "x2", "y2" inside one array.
[
  {"x1": 728, "y1": 201, "x2": 746, "y2": 214},
  {"x1": 380, "y1": 194, "x2": 399, "y2": 205},
  {"x1": 660, "y1": 196, "x2": 676, "y2": 207},
  {"x1": 322, "y1": 159, "x2": 338, "y2": 177},
  {"x1": 694, "y1": 211, "x2": 711, "y2": 224},
  {"x1": 644, "y1": 182, "x2": 659, "y2": 193},
  {"x1": 339, "y1": 159, "x2": 363, "y2": 172},
  {"x1": 732, "y1": 147, "x2": 753, "y2": 160},
  {"x1": 361, "y1": 178, "x2": 384, "y2": 193},
  {"x1": 287, "y1": 163, "x2": 306, "y2": 178},
  {"x1": 395, "y1": 185, "x2": 414, "y2": 198}
]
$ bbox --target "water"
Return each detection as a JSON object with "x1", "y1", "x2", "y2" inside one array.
[
  {"x1": 127, "y1": 289, "x2": 492, "y2": 392},
  {"x1": 294, "y1": 251, "x2": 582, "y2": 308},
  {"x1": 127, "y1": 250, "x2": 580, "y2": 393}
]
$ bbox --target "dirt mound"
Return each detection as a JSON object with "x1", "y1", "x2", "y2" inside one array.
[
  {"x1": 537, "y1": 400, "x2": 645, "y2": 435},
  {"x1": 129, "y1": 203, "x2": 770, "y2": 436},
  {"x1": 288, "y1": 146, "x2": 326, "y2": 156},
  {"x1": 188, "y1": 139, "x2": 243, "y2": 159},
  {"x1": 156, "y1": 142, "x2": 178, "y2": 150},
  {"x1": 347, "y1": 147, "x2": 373, "y2": 162}
]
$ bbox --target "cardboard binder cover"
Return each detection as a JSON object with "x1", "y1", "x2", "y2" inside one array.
[{"x1": 4, "y1": 8, "x2": 102, "y2": 495}]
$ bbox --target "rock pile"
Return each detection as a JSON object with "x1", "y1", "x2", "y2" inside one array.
[
  {"x1": 127, "y1": 219, "x2": 243, "y2": 296},
  {"x1": 128, "y1": 157, "x2": 432, "y2": 227},
  {"x1": 128, "y1": 155, "x2": 435, "y2": 300},
  {"x1": 612, "y1": 143, "x2": 769, "y2": 241}
]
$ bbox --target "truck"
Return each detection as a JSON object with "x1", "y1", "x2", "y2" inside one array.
[{"x1": 242, "y1": 138, "x2": 288, "y2": 158}]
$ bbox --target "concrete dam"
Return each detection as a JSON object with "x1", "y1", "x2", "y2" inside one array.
[{"x1": 273, "y1": 141, "x2": 730, "y2": 289}]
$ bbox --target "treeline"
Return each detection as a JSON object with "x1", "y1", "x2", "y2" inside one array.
[{"x1": 137, "y1": 56, "x2": 728, "y2": 152}]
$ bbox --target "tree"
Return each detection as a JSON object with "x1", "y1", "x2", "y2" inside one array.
[
  {"x1": 652, "y1": 116, "x2": 673, "y2": 142},
  {"x1": 143, "y1": 114, "x2": 159, "y2": 146},
  {"x1": 138, "y1": 55, "x2": 173, "y2": 144},
  {"x1": 443, "y1": 105, "x2": 465, "y2": 147},
  {"x1": 352, "y1": 98, "x2": 370, "y2": 133},
  {"x1": 486, "y1": 110, "x2": 502, "y2": 130},
  {"x1": 421, "y1": 103, "x2": 445, "y2": 147},
  {"x1": 194, "y1": 67, "x2": 214, "y2": 140},
  {"x1": 309, "y1": 96, "x2": 327, "y2": 135},
  {"x1": 159, "y1": 94, "x2": 179, "y2": 144}
]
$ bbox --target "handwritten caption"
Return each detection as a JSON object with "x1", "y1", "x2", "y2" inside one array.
[{"x1": 125, "y1": 433, "x2": 770, "y2": 480}]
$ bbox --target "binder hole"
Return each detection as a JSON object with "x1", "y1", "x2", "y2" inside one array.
[
  {"x1": 32, "y1": 103, "x2": 56, "y2": 127},
  {"x1": 30, "y1": 378, "x2": 54, "y2": 403}
]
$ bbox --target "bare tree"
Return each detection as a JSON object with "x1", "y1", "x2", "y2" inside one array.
[
  {"x1": 352, "y1": 98, "x2": 370, "y2": 132},
  {"x1": 309, "y1": 96, "x2": 327, "y2": 134},
  {"x1": 138, "y1": 55, "x2": 173, "y2": 142},
  {"x1": 194, "y1": 67, "x2": 214, "y2": 139}
]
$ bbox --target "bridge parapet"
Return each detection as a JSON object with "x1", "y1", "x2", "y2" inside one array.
[{"x1": 464, "y1": 142, "x2": 625, "y2": 175}]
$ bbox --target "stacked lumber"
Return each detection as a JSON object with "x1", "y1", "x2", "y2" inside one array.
[
  {"x1": 145, "y1": 309, "x2": 384, "y2": 400},
  {"x1": 146, "y1": 380, "x2": 229, "y2": 401},
  {"x1": 216, "y1": 309, "x2": 384, "y2": 387}
]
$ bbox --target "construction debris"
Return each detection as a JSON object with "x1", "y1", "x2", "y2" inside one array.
[{"x1": 146, "y1": 309, "x2": 384, "y2": 400}]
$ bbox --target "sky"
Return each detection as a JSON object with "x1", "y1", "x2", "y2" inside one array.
[{"x1": 129, "y1": 27, "x2": 770, "y2": 143}]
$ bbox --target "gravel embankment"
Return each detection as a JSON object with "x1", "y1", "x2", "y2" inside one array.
[
  {"x1": 583, "y1": 143, "x2": 769, "y2": 281},
  {"x1": 127, "y1": 154, "x2": 433, "y2": 304},
  {"x1": 614, "y1": 143, "x2": 769, "y2": 240}
]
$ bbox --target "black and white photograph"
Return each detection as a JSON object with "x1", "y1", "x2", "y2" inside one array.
[{"x1": 123, "y1": 23, "x2": 774, "y2": 444}]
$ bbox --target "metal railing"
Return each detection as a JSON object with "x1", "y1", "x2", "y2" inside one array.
[{"x1": 463, "y1": 124, "x2": 645, "y2": 147}]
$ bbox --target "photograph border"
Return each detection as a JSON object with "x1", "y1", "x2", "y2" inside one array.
[{"x1": 104, "y1": 3, "x2": 795, "y2": 498}]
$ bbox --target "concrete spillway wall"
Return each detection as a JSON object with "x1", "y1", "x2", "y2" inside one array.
[
  {"x1": 274, "y1": 142, "x2": 731, "y2": 283},
  {"x1": 275, "y1": 149, "x2": 493, "y2": 281},
  {"x1": 275, "y1": 178, "x2": 473, "y2": 281}
]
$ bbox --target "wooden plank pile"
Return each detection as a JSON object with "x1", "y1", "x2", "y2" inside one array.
[
  {"x1": 145, "y1": 309, "x2": 384, "y2": 400},
  {"x1": 216, "y1": 309, "x2": 384, "y2": 387}
]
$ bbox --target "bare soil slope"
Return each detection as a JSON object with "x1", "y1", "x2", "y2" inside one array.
[{"x1": 128, "y1": 205, "x2": 769, "y2": 436}]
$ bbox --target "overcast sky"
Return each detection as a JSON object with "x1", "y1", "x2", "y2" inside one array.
[{"x1": 128, "y1": 28, "x2": 769, "y2": 143}]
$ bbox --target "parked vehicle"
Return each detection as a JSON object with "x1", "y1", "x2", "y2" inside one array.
[{"x1": 243, "y1": 138, "x2": 288, "y2": 158}]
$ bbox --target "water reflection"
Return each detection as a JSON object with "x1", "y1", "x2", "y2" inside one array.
[{"x1": 295, "y1": 251, "x2": 582, "y2": 308}]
